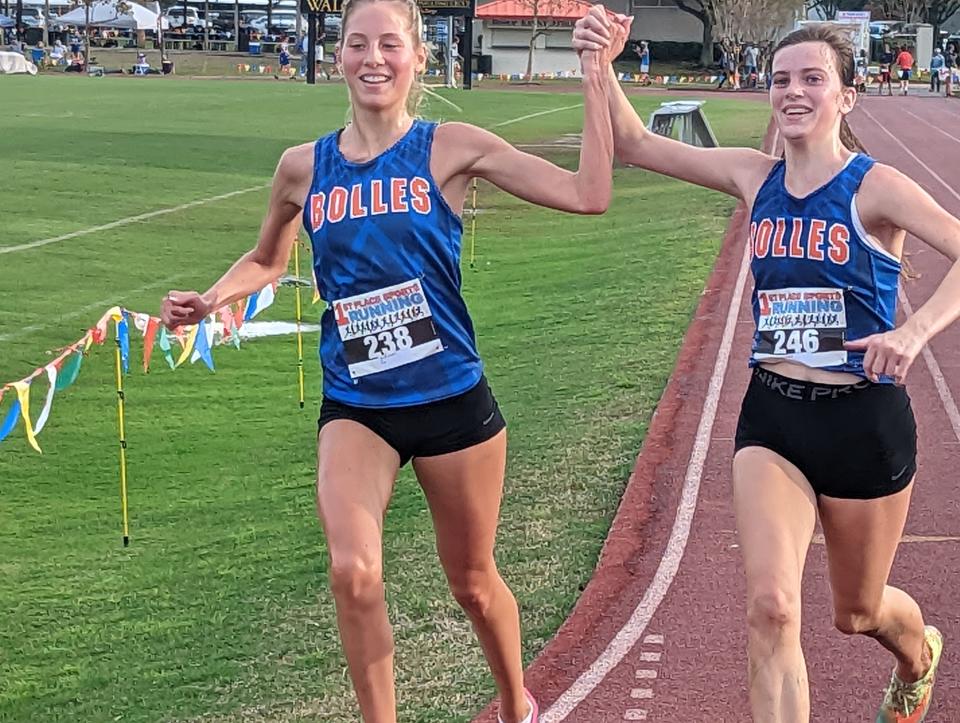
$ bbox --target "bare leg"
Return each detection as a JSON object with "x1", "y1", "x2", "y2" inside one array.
[
  {"x1": 733, "y1": 447, "x2": 817, "y2": 723},
  {"x1": 819, "y1": 481, "x2": 931, "y2": 683},
  {"x1": 316, "y1": 421, "x2": 401, "y2": 723},
  {"x1": 414, "y1": 430, "x2": 530, "y2": 723}
]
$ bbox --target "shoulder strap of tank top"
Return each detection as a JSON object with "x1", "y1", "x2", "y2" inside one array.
[
  {"x1": 755, "y1": 157, "x2": 786, "y2": 200},
  {"x1": 843, "y1": 153, "x2": 875, "y2": 193}
]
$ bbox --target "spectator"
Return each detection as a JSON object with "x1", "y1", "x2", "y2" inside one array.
[
  {"x1": 635, "y1": 39, "x2": 649, "y2": 83},
  {"x1": 855, "y1": 48, "x2": 868, "y2": 92},
  {"x1": 743, "y1": 43, "x2": 759, "y2": 88},
  {"x1": 931, "y1": 47, "x2": 944, "y2": 94},
  {"x1": 717, "y1": 40, "x2": 731, "y2": 89},
  {"x1": 277, "y1": 36, "x2": 291, "y2": 76},
  {"x1": 895, "y1": 44, "x2": 913, "y2": 95},
  {"x1": 50, "y1": 38, "x2": 66, "y2": 65},
  {"x1": 878, "y1": 43, "x2": 894, "y2": 96},
  {"x1": 65, "y1": 51, "x2": 85, "y2": 72},
  {"x1": 945, "y1": 43, "x2": 956, "y2": 97}
]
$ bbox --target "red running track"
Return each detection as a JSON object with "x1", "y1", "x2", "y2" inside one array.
[{"x1": 473, "y1": 94, "x2": 960, "y2": 722}]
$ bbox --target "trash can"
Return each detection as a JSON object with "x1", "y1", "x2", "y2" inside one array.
[{"x1": 161, "y1": 59, "x2": 174, "y2": 74}]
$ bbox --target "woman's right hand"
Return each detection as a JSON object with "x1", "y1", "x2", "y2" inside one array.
[
  {"x1": 573, "y1": 6, "x2": 631, "y2": 60},
  {"x1": 161, "y1": 290, "x2": 214, "y2": 330}
]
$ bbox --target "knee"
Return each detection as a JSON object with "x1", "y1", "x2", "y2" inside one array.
[
  {"x1": 833, "y1": 603, "x2": 882, "y2": 637},
  {"x1": 448, "y1": 567, "x2": 499, "y2": 619},
  {"x1": 746, "y1": 586, "x2": 801, "y2": 638},
  {"x1": 328, "y1": 554, "x2": 384, "y2": 610}
]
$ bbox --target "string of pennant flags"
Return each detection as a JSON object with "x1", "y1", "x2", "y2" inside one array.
[
  {"x1": 0, "y1": 281, "x2": 284, "y2": 455},
  {"x1": 2, "y1": 174, "x2": 483, "y2": 546}
]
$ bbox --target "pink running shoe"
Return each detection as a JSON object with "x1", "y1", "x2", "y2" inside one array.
[{"x1": 497, "y1": 688, "x2": 539, "y2": 723}]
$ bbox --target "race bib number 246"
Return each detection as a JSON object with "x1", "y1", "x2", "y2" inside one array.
[{"x1": 754, "y1": 287, "x2": 848, "y2": 368}]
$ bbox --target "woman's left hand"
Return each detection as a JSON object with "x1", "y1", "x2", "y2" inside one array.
[{"x1": 844, "y1": 326, "x2": 925, "y2": 384}]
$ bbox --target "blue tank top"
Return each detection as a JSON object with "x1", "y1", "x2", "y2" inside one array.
[
  {"x1": 302, "y1": 119, "x2": 483, "y2": 408},
  {"x1": 748, "y1": 153, "x2": 900, "y2": 381}
]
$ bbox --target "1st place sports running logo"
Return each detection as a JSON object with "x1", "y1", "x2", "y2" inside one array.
[{"x1": 333, "y1": 279, "x2": 443, "y2": 379}]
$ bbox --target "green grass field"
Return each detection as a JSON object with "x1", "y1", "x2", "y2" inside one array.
[{"x1": 0, "y1": 76, "x2": 769, "y2": 722}]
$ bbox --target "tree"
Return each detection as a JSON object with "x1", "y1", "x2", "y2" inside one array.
[
  {"x1": 874, "y1": 0, "x2": 927, "y2": 22},
  {"x1": 925, "y1": 0, "x2": 960, "y2": 46},
  {"x1": 674, "y1": 0, "x2": 716, "y2": 66},
  {"x1": 804, "y1": 0, "x2": 866, "y2": 20},
  {"x1": 710, "y1": 0, "x2": 803, "y2": 47},
  {"x1": 516, "y1": 0, "x2": 567, "y2": 80},
  {"x1": 709, "y1": 0, "x2": 804, "y2": 78}
]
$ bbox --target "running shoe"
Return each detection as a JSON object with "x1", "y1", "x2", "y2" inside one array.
[
  {"x1": 497, "y1": 688, "x2": 539, "y2": 723},
  {"x1": 875, "y1": 625, "x2": 944, "y2": 723}
]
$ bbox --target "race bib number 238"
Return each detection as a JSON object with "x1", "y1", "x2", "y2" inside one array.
[
  {"x1": 754, "y1": 287, "x2": 848, "y2": 368},
  {"x1": 333, "y1": 279, "x2": 443, "y2": 379}
]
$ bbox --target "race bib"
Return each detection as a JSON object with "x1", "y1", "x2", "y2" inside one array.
[
  {"x1": 753, "y1": 287, "x2": 848, "y2": 367},
  {"x1": 333, "y1": 279, "x2": 443, "y2": 379}
]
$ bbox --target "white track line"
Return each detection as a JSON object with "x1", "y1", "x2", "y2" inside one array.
[
  {"x1": 857, "y1": 106, "x2": 960, "y2": 445},
  {"x1": 490, "y1": 103, "x2": 584, "y2": 128},
  {"x1": 859, "y1": 106, "x2": 960, "y2": 205},
  {"x1": 0, "y1": 184, "x2": 270, "y2": 256},
  {"x1": 902, "y1": 109, "x2": 960, "y2": 148},
  {"x1": 542, "y1": 233, "x2": 753, "y2": 722},
  {"x1": 898, "y1": 288, "x2": 960, "y2": 444}
]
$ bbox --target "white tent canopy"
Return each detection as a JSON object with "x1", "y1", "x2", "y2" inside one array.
[{"x1": 56, "y1": 1, "x2": 168, "y2": 30}]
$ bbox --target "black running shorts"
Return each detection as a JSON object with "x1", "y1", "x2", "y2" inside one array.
[
  {"x1": 318, "y1": 375, "x2": 506, "y2": 466},
  {"x1": 735, "y1": 366, "x2": 917, "y2": 499}
]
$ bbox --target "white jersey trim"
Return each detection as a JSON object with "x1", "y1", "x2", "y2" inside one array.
[{"x1": 850, "y1": 194, "x2": 902, "y2": 264}]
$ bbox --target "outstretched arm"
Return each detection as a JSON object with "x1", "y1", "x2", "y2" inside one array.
[
  {"x1": 161, "y1": 145, "x2": 312, "y2": 328},
  {"x1": 439, "y1": 48, "x2": 615, "y2": 215},
  {"x1": 845, "y1": 164, "x2": 960, "y2": 383},
  {"x1": 572, "y1": 6, "x2": 774, "y2": 201}
]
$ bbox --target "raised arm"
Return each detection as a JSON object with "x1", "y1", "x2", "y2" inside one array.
[
  {"x1": 436, "y1": 48, "x2": 615, "y2": 215},
  {"x1": 161, "y1": 144, "x2": 312, "y2": 329},
  {"x1": 572, "y1": 6, "x2": 774, "y2": 201},
  {"x1": 845, "y1": 164, "x2": 960, "y2": 382}
]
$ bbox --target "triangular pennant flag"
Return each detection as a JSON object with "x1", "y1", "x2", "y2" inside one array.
[
  {"x1": 0, "y1": 397, "x2": 20, "y2": 443},
  {"x1": 117, "y1": 312, "x2": 131, "y2": 375},
  {"x1": 158, "y1": 326, "x2": 175, "y2": 370},
  {"x1": 243, "y1": 290, "x2": 260, "y2": 321},
  {"x1": 33, "y1": 364, "x2": 58, "y2": 435},
  {"x1": 191, "y1": 319, "x2": 215, "y2": 372},
  {"x1": 233, "y1": 300, "x2": 245, "y2": 329},
  {"x1": 175, "y1": 325, "x2": 200, "y2": 368},
  {"x1": 143, "y1": 317, "x2": 160, "y2": 372},
  {"x1": 245, "y1": 283, "x2": 276, "y2": 321},
  {"x1": 55, "y1": 351, "x2": 83, "y2": 391},
  {"x1": 13, "y1": 381, "x2": 41, "y2": 453}
]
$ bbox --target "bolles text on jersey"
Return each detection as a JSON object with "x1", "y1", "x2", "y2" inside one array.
[
  {"x1": 749, "y1": 217, "x2": 850, "y2": 265},
  {"x1": 309, "y1": 177, "x2": 432, "y2": 232}
]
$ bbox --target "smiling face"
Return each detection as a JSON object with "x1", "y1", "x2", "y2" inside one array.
[
  {"x1": 769, "y1": 41, "x2": 856, "y2": 145},
  {"x1": 338, "y1": 0, "x2": 426, "y2": 115}
]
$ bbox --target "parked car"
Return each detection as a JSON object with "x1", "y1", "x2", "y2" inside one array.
[{"x1": 164, "y1": 6, "x2": 210, "y2": 29}]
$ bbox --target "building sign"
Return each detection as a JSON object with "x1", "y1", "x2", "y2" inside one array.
[{"x1": 300, "y1": 0, "x2": 475, "y2": 15}]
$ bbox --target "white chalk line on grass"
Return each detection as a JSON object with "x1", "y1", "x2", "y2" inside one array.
[
  {"x1": 542, "y1": 235, "x2": 754, "y2": 722},
  {"x1": 490, "y1": 103, "x2": 584, "y2": 128},
  {"x1": 3, "y1": 104, "x2": 582, "y2": 258},
  {"x1": 0, "y1": 275, "x2": 182, "y2": 344},
  {"x1": 0, "y1": 184, "x2": 270, "y2": 256}
]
